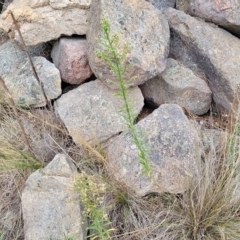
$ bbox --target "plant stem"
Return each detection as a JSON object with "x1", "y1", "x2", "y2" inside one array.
[{"x1": 98, "y1": 17, "x2": 152, "y2": 176}]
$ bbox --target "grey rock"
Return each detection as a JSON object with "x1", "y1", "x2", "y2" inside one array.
[
  {"x1": 52, "y1": 37, "x2": 92, "y2": 84},
  {"x1": 54, "y1": 80, "x2": 144, "y2": 145},
  {"x1": 105, "y1": 104, "x2": 200, "y2": 197},
  {"x1": 0, "y1": 40, "x2": 26, "y2": 77},
  {"x1": 164, "y1": 8, "x2": 240, "y2": 114},
  {"x1": 87, "y1": 0, "x2": 170, "y2": 89},
  {"x1": 21, "y1": 154, "x2": 85, "y2": 240},
  {"x1": 177, "y1": 0, "x2": 240, "y2": 37},
  {"x1": 146, "y1": 0, "x2": 176, "y2": 10},
  {"x1": 0, "y1": 0, "x2": 90, "y2": 46},
  {"x1": 140, "y1": 58, "x2": 212, "y2": 115},
  {"x1": 0, "y1": 40, "x2": 61, "y2": 107}
]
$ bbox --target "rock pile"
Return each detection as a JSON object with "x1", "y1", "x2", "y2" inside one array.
[{"x1": 1, "y1": 0, "x2": 240, "y2": 238}]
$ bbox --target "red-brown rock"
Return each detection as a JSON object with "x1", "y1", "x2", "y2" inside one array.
[{"x1": 51, "y1": 37, "x2": 92, "y2": 84}]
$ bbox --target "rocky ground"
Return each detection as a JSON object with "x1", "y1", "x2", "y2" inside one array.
[{"x1": 1, "y1": 0, "x2": 240, "y2": 239}]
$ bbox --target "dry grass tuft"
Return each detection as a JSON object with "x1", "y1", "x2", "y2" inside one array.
[{"x1": 0, "y1": 170, "x2": 29, "y2": 240}]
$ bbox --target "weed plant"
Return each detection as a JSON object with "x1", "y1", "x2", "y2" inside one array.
[
  {"x1": 74, "y1": 171, "x2": 114, "y2": 240},
  {"x1": 96, "y1": 17, "x2": 151, "y2": 176}
]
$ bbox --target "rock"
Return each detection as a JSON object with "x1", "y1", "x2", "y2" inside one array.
[
  {"x1": 177, "y1": 0, "x2": 240, "y2": 37},
  {"x1": 54, "y1": 79, "x2": 144, "y2": 145},
  {"x1": 21, "y1": 154, "x2": 85, "y2": 240},
  {"x1": 105, "y1": 104, "x2": 200, "y2": 197},
  {"x1": 0, "y1": 0, "x2": 90, "y2": 46},
  {"x1": 146, "y1": 0, "x2": 176, "y2": 10},
  {"x1": 0, "y1": 40, "x2": 61, "y2": 107},
  {"x1": 51, "y1": 37, "x2": 92, "y2": 84},
  {"x1": 164, "y1": 8, "x2": 240, "y2": 114},
  {"x1": 140, "y1": 58, "x2": 212, "y2": 115},
  {"x1": 87, "y1": 0, "x2": 169, "y2": 89}
]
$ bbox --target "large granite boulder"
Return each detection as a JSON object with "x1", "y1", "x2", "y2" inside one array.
[
  {"x1": 21, "y1": 154, "x2": 85, "y2": 240},
  {"x1": 51, "y1": 37, "x2": 92, "y2": 84},
  {"x1": 105, "y1": 104, "x2": 200, "y2": 197},
  {"x1": 0, "y1": 0, "x2": 90, "y2": 46},
  {"x1": 0, "y1": 40, "x2": 61, "y2": 107},
  {"x1": 140, "y1": 58, "x2": 212, "y2": 115},
  {"x1": 87, "y1": 0, "x2": 169, "y2": 89},
  {"x1": 164, "y1": 8, "x2": 240, "y2": 114},
  {"x1": 177, "y1": 0, "x2": 240, "y2": 37},
  {"x1": 54, "y1": 80, "x2": 144, "y2": 145}
]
